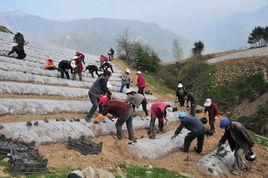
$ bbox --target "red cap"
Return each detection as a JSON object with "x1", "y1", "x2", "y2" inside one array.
[{"x1": 99, "y1": 95, "x2": 109, "y2": 104}]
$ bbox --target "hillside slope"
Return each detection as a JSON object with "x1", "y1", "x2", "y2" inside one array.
[
  {"x1": 0, "y1": 32, "x2": 267, "y2": 177},
  {"x1": 0, "y1": 11, "x2": 191, "y2": 60}
]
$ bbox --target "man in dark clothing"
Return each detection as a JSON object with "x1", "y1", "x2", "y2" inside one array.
[
  {"x1": 8, "y1": 32, "x2": 26, "y2": 59},
  {"x1": 58, "y1": 60, "x2": 72, "y2": 79},
  {"x1": 13, "y1": 31, "x2": 25, "y2": 45},
  {"x1": 176, "y1": 83, "x2": 187, "y2": 107},
  {"x1": 218, "y1": 118, "x2": 255, "y2": 174},
  {"x1": 185, "y1": 92, "x2": 196, "y2": 117},
  {"x1": 86, "y1": 71, "x2": 112, "y2": 122},
  {"x1": 100, "y1": 61, "x2": 114, "y2": 73},
  {"x1": 108, "y1": 48, "x2": 114, "y2": 60},
  {"x1": 172, "y1": 112, "x2": 206, "y2": 153},
  {"x1": 100, "y1": 100, "x2": 135, "y2": 140},
  {"x1": 85, "y1": 64, "x2": 100, "y2": 78},
  {"x1": 203, "y1": 98, "x2": 219, "y2": 134},
  {"x1": 8, "y1": 44, "x2": 26, "y2": 59}
]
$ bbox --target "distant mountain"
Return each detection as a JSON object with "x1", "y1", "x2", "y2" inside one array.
[
  {"x1": 0, "y1": 11, "x2": 190, "y2": 60},
  {"x1": 203, "y1": 4, "x2": 268, "y2": 51}
]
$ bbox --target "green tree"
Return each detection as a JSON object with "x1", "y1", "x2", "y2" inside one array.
[
  {"x1": 248, "y1": 26, "x2": 265, "y2": 47},
  {"x1": 192, "y1": 41, "x2": 204, "y2": 56}
]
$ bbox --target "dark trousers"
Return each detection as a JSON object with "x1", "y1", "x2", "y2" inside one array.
[
  {"x1": 190, "y1": 103, "x2": 196, "y2": 117},
  {"x1": 209, "y1": 115, "x2": 215, "y2": 131},
  {"x1": 148, "y1": 117, "x2": 164, "y2": 138},
  {"x1": 86, "y1": 93, "x2": 99, "y2": 120},
  {"x1": 115, "y1": 108, "x2": 134, "y2": 140},
  {"x1": 89, "y1": 70, "x2": 99, "y2": 78},
  {"x1": 138, "y1": 87, "x2": 145, "y2": 95},
  {"x1": 120, "y1": 83, "x2": 130, "y2": 92},
  {"x1": 60, "y1": 69, "x2": 70, "y2": 79},
  {"x1": 183, "y1": 128, "x2": 205, "y2": 153},
  {"x1": 141, "y1": 98, "x2": 148, "y2": 116},
  {"x1": 178, "y1": 96, "x2": 185, "y2": 106}
]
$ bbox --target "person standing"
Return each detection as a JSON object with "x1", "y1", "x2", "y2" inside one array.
[
  {"x1": 120, "y1": 68, "x2": 131, "y2": 92},
  {"x1": 172, "y1": 112, "x2": 206, "y2": 153},
  {"x1": 125, "y1": 89, "x2": 148, "y2": 117},
  {"x1": 185, "y1": 92, "x2": 196, "y2": 117},
  {"x1": 203, "y1": 98, "x2": 219, "y2": 135},
  {"x1": 148, "y1": 102, "x2": 172, "y2": 139},
  {"x1": 98, "y1": 100, "x2": 136, "y2": 141},
  {"x1": 108, "y1": 47, "x2": 114, "y2": 60},
  {"x1": 72, "y1": 56, "x2": 84, "y2": 81},
  {"x1": 218, "y1": 117, "x2": 255, "y2": 175},
  {"x1": 86, "y1": 71, "x2": 112, "y2": 122},
  {"x1": 136, "y1": 71, "x2": 145, "y2": 95},
  {"x1": 75, "y1": 51, "x2": 85, "y2": 64},
  {"x1": 176, "y1": 83, "x2": 187, "y2": 107}
]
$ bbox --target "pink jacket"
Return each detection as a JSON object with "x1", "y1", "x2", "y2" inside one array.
[
  {"x1": 137, "y1": 74, "x2": 145, "y2": 88},
  {"x1": 151, "y1": 102, "x2": 168, "y2": 120}
]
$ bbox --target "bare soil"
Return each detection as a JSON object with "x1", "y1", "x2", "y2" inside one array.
[{"x1": 38, "y1": 119, "x2": 268, "y2": 178}]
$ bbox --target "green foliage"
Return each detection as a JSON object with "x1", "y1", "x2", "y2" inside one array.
[
  {"x1": 0, "y1": 25, "x2": 13, "y2": 34},
  {"x1": 248, "y1": 26, "x2": 268, "y2": 47},
  {"x1": 144, "y1": 73, "x2": 173, "y2": 94},
  {"x1": 208, "y1": 74, "x2": 268, "y2": 111},
  {"x1": 24, "y1": 169, "x2": 71, "y2": 178},
  {"x1": 158, "y1": 59, "x2": 215, "y2": 103},
  {"x1": 236, "y1": 104, "x2": 268, "y2": 137},
  {"x1": 117, "y1": 29, "x2": 160, "y2": 73},
  {"x1": 192, "y1": 41, "x2": 204, "y2": 56},
  {"x1": 248, "y1": 130, "x2": 268, "y2": 148},
  {"x1": 119, "y1": 164, "x2": 187, "y2": 178}
]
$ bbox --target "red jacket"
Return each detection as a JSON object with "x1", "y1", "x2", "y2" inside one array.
[
  {"x1": 101, "y1": 100, "x2": 132, "y2": 118},
  {"x1": 75, "y1": 58, "x2": 84, "y2": 73},
  {"x1": 151, "y1": 102, "x2": 168, "y2": 120},
  {"x1": 76, "y1": 51, "x2": 85, "y2": 64},
  {"x1": 100, "y1": 55, "x2": 109, "y2": 62},
  {"x1": 137, "y1": 74, "x2": 145, "y2": 88},
  {"x1": 204, "y1": 102, "x2": 218, "y2": 119}
]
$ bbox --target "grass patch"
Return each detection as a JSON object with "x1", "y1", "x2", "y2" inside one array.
[
  {"x1": 210, "y1": 73, "x2": 268, "y2": 111},
  {"x1": 24, "y1": 169, "x2": 71, "y2": 178},
  {"x1": 0, "y1": 26, "x2": 13, "y2": 34},
  {"x1": 144, "y1": 73, "x2": 174, "y2": 94},
  {"x1": 248, "y1": 130, "x2": 268, "y2": 148},
  {"x1": 119, "y1": 164, "x2": 188, "y2": 178}
]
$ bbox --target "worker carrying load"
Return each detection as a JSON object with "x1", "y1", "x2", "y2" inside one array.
[
  {"x1": 148, "y1": 102, "x2": 175, "y2": 139},
  {"x1": 44, "y1": 57, "x2": 57, "y2": 70},
  {"x1": 172, "y1": 112, "x2": 207, "y2": 153},
  {"x1": 217, "y1": 117, "x2": 255, "y2": 175}
]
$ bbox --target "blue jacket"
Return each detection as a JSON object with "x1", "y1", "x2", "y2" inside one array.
[{"x1": 175, "y1": 115, "x2": 204, "y2": 135}]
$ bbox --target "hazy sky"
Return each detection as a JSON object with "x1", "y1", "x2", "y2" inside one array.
[{"x1": 1, "y1": 0, "x2": 267, "y2": 39}]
